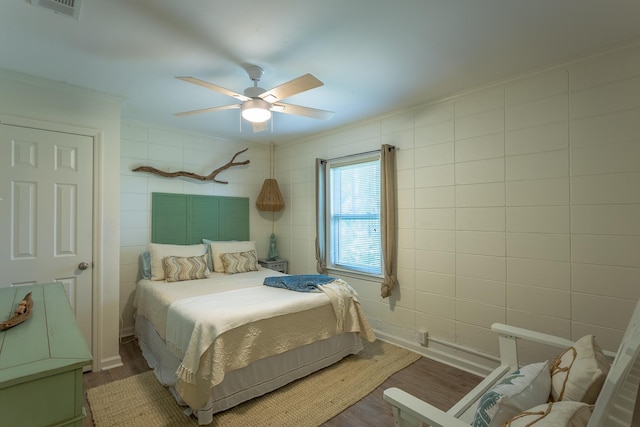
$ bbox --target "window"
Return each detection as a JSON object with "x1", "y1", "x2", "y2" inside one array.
[{"x1": 326, "y1": 155, "x2": 381, "y2": 275}]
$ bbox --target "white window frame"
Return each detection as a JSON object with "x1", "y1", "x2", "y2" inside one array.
[{"x1": 324, "y1": 153, "x2": 383, "y2": 277}]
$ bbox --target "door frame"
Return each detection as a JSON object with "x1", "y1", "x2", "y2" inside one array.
[{"x1": 1, "y1": 113, "x2": 103, "y2": 371}]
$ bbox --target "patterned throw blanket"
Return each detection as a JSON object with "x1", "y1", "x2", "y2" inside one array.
[{"x1": 263, "y1": 274, "x2": 335, "y2": 292}]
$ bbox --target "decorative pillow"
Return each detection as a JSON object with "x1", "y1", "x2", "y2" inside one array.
[
  {"x1": 473, "y1": 361, "x2": 551, "y2": 427},
  {"x1": 202, "y1": 238, "x2": 216, "y2": 272},
  {"x1": 504, "y1": 401, "x2": 593, "y2": 426},
  {"x1": 139, "y1": 251, "x2": 151, "y2": 279},
  {"x1": 550, "y1": 335, "x2": 610, "y2": 404},
  {"x1": 162, "y1": 254, "x2": 209, "y2": 283},
  {"x1": 209, "y1": 241, "x2": 256, "y2": 273},
  {"x1": 148, "y1": 243, "x2": 207, "y2": 280},
  {"x1": 220, "y1": 250, "x2": 259, "y2": 274}
]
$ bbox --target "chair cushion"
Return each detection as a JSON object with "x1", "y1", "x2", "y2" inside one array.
[
  {"x1": 473, "y1": 361, "x2": 551, "y2": 427},
  {"x1": 504, "y1": 401, "x2": 593, "y2": 426},
  {"x1": 550, "y1": 335, "x2": 610, "y2": 404}
]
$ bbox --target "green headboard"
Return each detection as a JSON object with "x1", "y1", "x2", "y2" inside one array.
[{"x1": 151, "y1": 192, "x2": 250, "y2": 244}]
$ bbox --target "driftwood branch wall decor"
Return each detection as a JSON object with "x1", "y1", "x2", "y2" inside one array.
[{"x1": 132, "y1": 148, "x2": 250, "y2": 184}]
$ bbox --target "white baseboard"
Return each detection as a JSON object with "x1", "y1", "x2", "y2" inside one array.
[
  {"x1": 120, "y1": 326, "x2": 134, "y2": 338},
  {"x1": 99, "y1": 355, "x2": 123, "y2": 371},
  {"x1": 374, "y1": 329, "x2": 494, "y2": 378}
]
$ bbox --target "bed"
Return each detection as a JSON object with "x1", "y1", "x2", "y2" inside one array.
[{"x1": 133, "y1": 193, "x2": 375, "y2": 425}]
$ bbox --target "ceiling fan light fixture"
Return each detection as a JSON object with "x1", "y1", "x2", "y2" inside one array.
[
  {"x1": 241, "y1": 99, "x2": 272, "y2": 123},
  {"x1": 175, "y1": 69, "x2": 333, "y2": 130}
]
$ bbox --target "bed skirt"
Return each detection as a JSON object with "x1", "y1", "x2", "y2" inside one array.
[{"x1": 134, "y1": 314, "x2": 363, "y2": 425}]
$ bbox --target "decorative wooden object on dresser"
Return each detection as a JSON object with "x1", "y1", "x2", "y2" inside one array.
[
  {"x1": 258, "y1": 258, "x2": 288, "y2": 274},
  {"x1": 0, "y1": 282, "x2": 92, "y2": 427}
]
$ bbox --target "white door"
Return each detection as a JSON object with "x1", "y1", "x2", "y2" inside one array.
[{"x1": 0, "y1": 124, "x2": 93, "y2": 350}]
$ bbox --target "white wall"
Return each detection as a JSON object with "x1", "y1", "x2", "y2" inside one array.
[
  {"x1": 0, "y1": 69, "x2": 122, "y2": 370},
  {"x1": 118, "y1": 121, "x2": 274, "y2": 335},
  {"x1": 276, "y1": 42, "x2": 640, "y2": 371}
]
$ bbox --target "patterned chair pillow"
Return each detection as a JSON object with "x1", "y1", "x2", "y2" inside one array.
[
  {"x1": 220, "y1": 250, "x2": 259, "y2": 274},
  {"x1": 504, "y1": 401, "x2": 593, "y2": 426},
  {"x1": 473, "y1": 361, "x2": 551, "y2": 427},
  {"x1": 550, "y1": 335, "x2": 610, "y2": 404},
  {"x1": 162, "y1": 254, "x2": 209, "y2": 283}
]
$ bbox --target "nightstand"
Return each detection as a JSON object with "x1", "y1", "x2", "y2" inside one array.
[{"x1": 259, "y1": 258, "x2": 288, "y2": 274}]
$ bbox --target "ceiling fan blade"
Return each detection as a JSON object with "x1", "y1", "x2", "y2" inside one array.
[
  {"x1": 273, "y1": 103, "x2": 334, "y2": 120},
  {"x1": 251, "y1": 121, "x2": 269, "y2": 133},
  {"x1": 174, "y1": 104, "x2": 240, "y2": 117},
  {"x1": 259, "y1": 74, "x2": 323, "y2": 102},
  {"x1": 176, "y1": 76, "x2": 251, "y2": 102}
]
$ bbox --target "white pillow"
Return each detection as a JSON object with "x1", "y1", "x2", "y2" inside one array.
[
  {"x1": 550, "y1": 335, "x2": 610, "y2": 404},
  {"x1": 148, "y1": 243, "x2": 207, "y2": 281},
  {"x1": 504, "y1": 401, "x2": 593, "y2": 426},
  {"x1": 473, "y1": 361, "x2": 551, "y2": 427},
  {"x1": 209, "y1": 241, "x2": 256, "y2": 273}
]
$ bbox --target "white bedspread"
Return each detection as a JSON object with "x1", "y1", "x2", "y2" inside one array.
[
  {"x1": 166, "y1": 283, "x2": 328, "y2": 383},
  {"x1": 134, "y1": 268, "x2": 375, "y2": 407},
  {"x1": 134, "y1": 269, "x2": 283, "y2": 340}
]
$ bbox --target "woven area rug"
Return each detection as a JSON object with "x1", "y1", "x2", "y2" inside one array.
[{"x1": 87, "y1": 340, "x2": 420, "y2": 427}]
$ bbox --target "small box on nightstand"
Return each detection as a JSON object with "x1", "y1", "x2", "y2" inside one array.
[{"x1": 259, "y1": 258, "x2": 288, "y2": 274}]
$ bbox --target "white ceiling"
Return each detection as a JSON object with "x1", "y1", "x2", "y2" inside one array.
[{"x1": 2, "y1": 1, "x2": 640, "y2": 144}]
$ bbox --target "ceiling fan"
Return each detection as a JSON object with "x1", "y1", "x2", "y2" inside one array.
[{"x1": 175, "y1": 65, "x2": 334, "y2": 132}]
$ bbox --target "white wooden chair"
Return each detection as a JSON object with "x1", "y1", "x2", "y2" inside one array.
[{"x1": 384, "y1": 299, "x2": 640, "y2": 427}]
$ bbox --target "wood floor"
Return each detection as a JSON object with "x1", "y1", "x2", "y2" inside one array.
[{"x1": 82, "y1": 338, "x2": 481, "y2": 426}]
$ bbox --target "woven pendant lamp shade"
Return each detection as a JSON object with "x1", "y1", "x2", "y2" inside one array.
[
  {"x1": 256, "y1": 143, "x2": 284, "y2": 212},
  {"x1": 256, "y1": 178, "x2": 284, "y2": 211}
]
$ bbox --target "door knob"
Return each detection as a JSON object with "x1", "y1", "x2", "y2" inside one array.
[{"x1": 78, "y1": 261, "x2": 89, "y2": 270}]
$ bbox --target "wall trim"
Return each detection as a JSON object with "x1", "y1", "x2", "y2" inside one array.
[
  {"x1": 99, "y1": 355, "x2": 124, "y2": 371},
  {"x1": 375, "y1": 329, "x2": 494, "y2": 378}
]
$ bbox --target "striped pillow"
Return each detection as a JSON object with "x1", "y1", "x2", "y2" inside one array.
[
  {"x1": 220, "y1": 250, "x2": 259, "y2": 274},
  {"x1": 162, "y1": 254, "x2": 209, "y2": 282}
]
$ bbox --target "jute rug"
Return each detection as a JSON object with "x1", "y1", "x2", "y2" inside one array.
[{"x1": 87, "y1": 340, "x2": 420, "y2": 427}]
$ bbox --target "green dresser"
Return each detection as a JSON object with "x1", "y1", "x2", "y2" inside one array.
[{"x1": 0, "y1": 283, "x2": 92, "y2": 426}]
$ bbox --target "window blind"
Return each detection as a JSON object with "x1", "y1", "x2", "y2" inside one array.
[{"x1": 328, "y1": 157, "x2": 381, "y2": 274}]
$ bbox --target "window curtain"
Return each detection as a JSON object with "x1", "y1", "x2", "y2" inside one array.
[
  {"x1": 315, "y1": 158, "x2": 328, "y2": 274},
  {"x1": 380, "y1": 144, "x2": 397, "y2": 298}
]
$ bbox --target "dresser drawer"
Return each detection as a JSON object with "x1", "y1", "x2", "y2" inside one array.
[{"x1": 268, "y1": 262, "x2": 287, "y2": 272}]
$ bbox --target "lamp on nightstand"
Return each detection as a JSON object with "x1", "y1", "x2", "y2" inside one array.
[{"x1": 256, "y1": 142, "x2": 284, "y2": 260}]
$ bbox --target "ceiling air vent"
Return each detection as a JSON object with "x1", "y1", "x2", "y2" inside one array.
[{"x1": 31, "y1": 0, "x2": 82, "y2": 20}]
